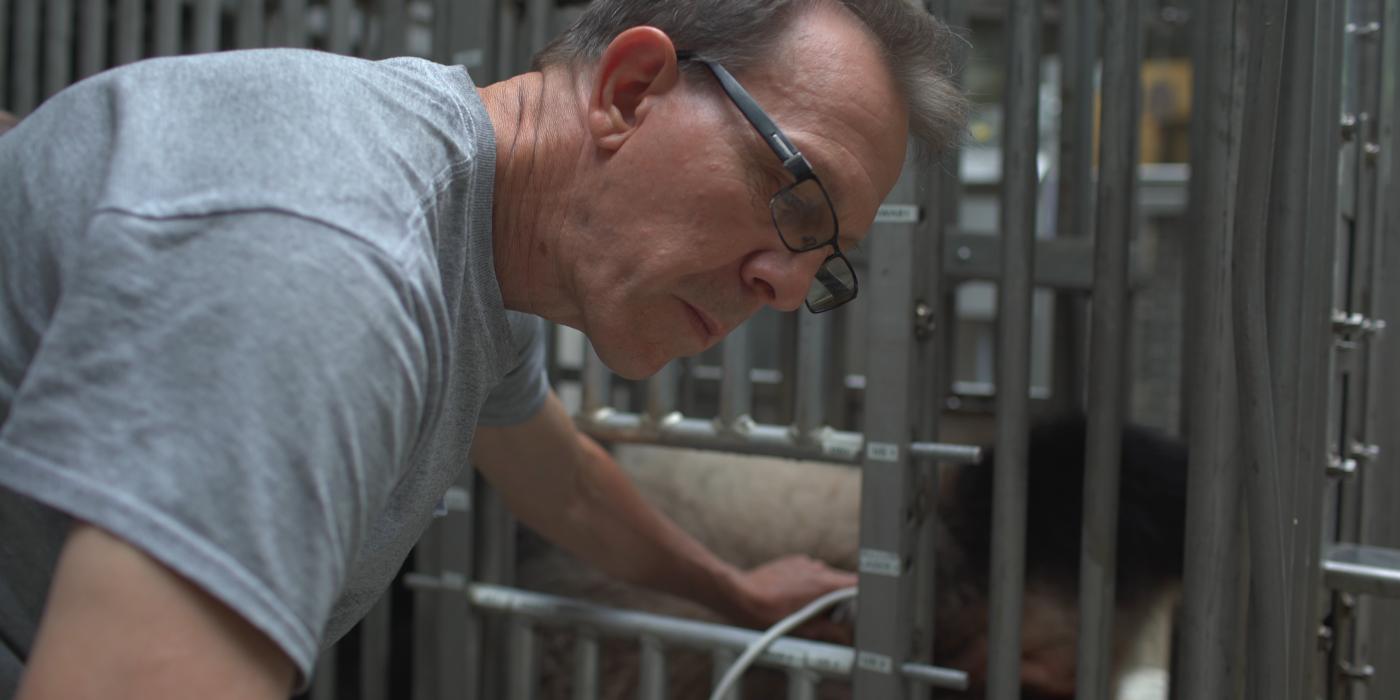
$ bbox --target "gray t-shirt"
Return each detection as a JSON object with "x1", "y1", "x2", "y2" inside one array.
[{"x1": 0, "y1": 49, "x2": 548, "y2": 692}]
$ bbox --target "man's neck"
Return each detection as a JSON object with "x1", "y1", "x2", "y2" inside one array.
[{"x1": 477, "y1": 70, "x2": 585, "y2": 327}]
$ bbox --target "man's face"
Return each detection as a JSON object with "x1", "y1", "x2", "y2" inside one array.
[{"x1": 566, "y1": 5, "x2": 910, "y2": 379}]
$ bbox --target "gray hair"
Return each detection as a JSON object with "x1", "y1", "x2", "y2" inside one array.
[{"x1": 534, "y1": 0, "x2": 968, "y2": 159}]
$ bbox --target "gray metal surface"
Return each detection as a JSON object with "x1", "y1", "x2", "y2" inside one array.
[
  {"x1": 237, "y1": 0, "x2": 263, "y2": 50},
  {"x1": 154, "y1": 0, "x2": 180, "y2": 56},
  {"x1": 719, "y1": 325, "x2": 753, "y2": 429},
  {"x1": 793, "y1": 313, "x2": 830, "y2": 441},
  {"x1": 13, "y1": 0, "x2": 37, "y2": 114},
  {"x1": 851, "y1": 164, "x2": 922, "y2": 699},
  {"x1": 786, "y1": 669, "x2": 818, "y2": 700},
  {"x1": 328, "y1": 0, "x2": 353, "y2": 56},
  {"x1": 647, "y1": 362, "x2": 679, "y2": 424},
  {"x1": 192, "y1": 0, "x2": 220, "y2": 54},
  {"x1": 638, "y1": 636, "x2": 668, "y2": 700},
  {"x1": 1075, "y1": 0, "x2": 1140, "y2": 696},
  {"x1": 985, "y1": 0, "x2": 1041, "y2": 696},
  {"x1": 0, "y1": 0, "x2": 8, "y2": 109},
  {"x1": 710, "y1": 649, "x2": 740, "y2": 700},
  {"x1": 571, "y1": 629, "x2": 600, "y2": 700},
  {"x1": 281, "y1": 0, "x2": 308, "y2": 49},
  {"x1": 1176, "y1": 0, "x2": 1248, "y2": 695},
  {"x1": 377, "y1": 0, "x2": 405, "y2": 58},
  {"x1": 1324, "y1": 544, "x2": 1400, "y2": 597},
  {"x1": 43, "y1": 0, "x2": 72, "y2": 99},
  {"x1": 508, "y1": 618, "x2": 539, "y2": 700},
  {"x1": 360, "y1": 592, "x2": 393, "y2": 700},
  {"x1": 466, "y1": 583, "x2": 970, "y2": 690}
]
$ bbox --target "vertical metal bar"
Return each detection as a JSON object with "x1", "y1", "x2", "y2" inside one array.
[
  {"x1": 647, "y1": 363, "x2": 678, "y2": 425},
  {"x1": 13, "y1": 0, "x2": 38, "y2": 114},
  {"x1": 411, "y1": 479, "x2": 481, "y2": 699},
  {"x1": 192, "y1": 0, "x2": 220, "y2": 54},
  {"x1": 328, "y1": 0, "x2": 352, "y2": 55},
  {"x1": 360, "y1": 592, "x2": 392, "y2": 700},
  {"x1": 281, "y1": 0, "x2": 308, "y2": 49},
  {"x1": 43, "y1": 0, "x2": 73, "y2": 100},
  {"x1": 114, "y1": 0, "x2": 143, "y2": 66},
  {"x1": 77, "y1": 0, "x2": 107, "y2": 79},
  {"x1": 1230, "y1": 0, "x2": 1292, "y2": 696},
  {"x1": 985, "y1": 0, "x2": 1041, "y2": 696},
  {"x1": 786, "y1": 669, "x2": 819, "y2": 700},
  {"x1": 237, "y1": 0, "x2": 263, "y2": 49},
  {"x1": 310, "y1": 648, "x2": 338, "y2": 700},
  {"x1": 582, "y1": 344, "x2": 613, "y2": 414},
  {"x1": 0, "y1": 0, "x2": 8, "y2": 108},
  {"x1": 477, "y1": 480, "x2": 518, "y2": 700},
  {"x1": 1176, "y1": 0, "x2": 1248, "y2": 695},
  {"x1": 1075, "y1": 0, "x2": 1140, "y2": 697},
  {"x1": 153, "y1": 0, "x2": 179, "y2": 57},
  {"x1": 638, "y1": 636, "x2": 667, "y2": 700},
  {"x1": 852, "y1": 164, "x2": 921, "y2": 700},
  {"x1": 710, "y1": 649, "x2": 740, "y2": 700},
  {"x1": 1052, "y1": 0, "x2": 1097, "y2": 414},
  {"x1": 719, "y1": 324, "x2": 753, "y2": 428},
  {"x1": 792, "y1": 313, "x2": 830, "y2": 442},
  {"x1": 527, "y1": 0, "x2": 552, "y2": 58},
  {"x1": 377, "y1": 0, "x2": 405, "y2": 58},
  {"x1": 507, "y1": 618, "x2": 539, "y2": 700},
  {"x1": 571, "y1": 629, "x2": 600, "y2": 700}
]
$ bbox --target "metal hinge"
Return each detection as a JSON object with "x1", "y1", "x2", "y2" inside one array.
[
  {"x1": 1328, "y1": 453, "x2": 1358, "y2": 477},
  {"x1": 1339, "y1": 662, "x2": 1376, "y2": 682},
  {"x1": 1346, "y1": 21, "x2": 1382, "y2": 38},
  {"x1": 403, "y1": 571, "x2": 469, "y2": 593},
  {"x1": 1332, "y1": 310, "x2": 1386, "y2": 338},
  {"x1": 914, "y1": 300, "x2": 935, "y2": 340}
]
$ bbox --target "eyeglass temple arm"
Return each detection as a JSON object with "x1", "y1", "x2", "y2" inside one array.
[{"x1": 675, "y1": 51, "x2": 814, "y2": 180}]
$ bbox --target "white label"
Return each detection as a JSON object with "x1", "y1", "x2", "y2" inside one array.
[
  {"x1": 859, "y1": 549, "x2": 903, "y2": 577},
  {"x1": 866, "y1": 441, "x2": 900, "y2": 462},
  {"x1": 875, "y1": 204, "x2": 920, "y2": 224},
  {"x1": 857, "y1": 651, "x2": 894, "y2": 674}
]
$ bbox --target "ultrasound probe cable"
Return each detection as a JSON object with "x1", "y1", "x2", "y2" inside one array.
[{"x1": 708, "y1": 586, "x2": 859, "y2": 700}]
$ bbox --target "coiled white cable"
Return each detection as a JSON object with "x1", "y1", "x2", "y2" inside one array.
[{"x1": 708, "y1": 586, "x2": 859, "y2": 700}]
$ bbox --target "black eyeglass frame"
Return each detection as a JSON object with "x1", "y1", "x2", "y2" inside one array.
[{"x1": 676, "y1": 50, "x2": 858, "y2": 313}]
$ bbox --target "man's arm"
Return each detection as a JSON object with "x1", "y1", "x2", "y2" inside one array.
[
  {"x1": 16, "y1": 525, "x2": 294, "y2": 700},
  {"x1": 472, "y1": 391, "x2": 856, "y2": 629}
]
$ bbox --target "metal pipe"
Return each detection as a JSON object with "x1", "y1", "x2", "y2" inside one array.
[
  {"x1": 793, "y1": 313, "x2": 830, "y2": 443},
  {"x1": 464, "y1": 583, "x2": 969, "y2": 690},
  {"x1": 786, "y1": 669, "x2": 818, "y2": 700},
  {"x1": 237, "y1": 0, "x2": 263, "y2": 49},
  {"x1": 43, "y1": 0, "x2": 72, "y2": 100},
  {"x1": 1176, "y1": 0, "x2": 1248, "y2": 695},
  {"x1": 578, "y1": 409, "x2": 981, "y2": 465},
  {"x1": 281, "y1": 0, "x2": 308, "y2": 49},
  {"x1": 647, "y1": 362, "x2": 679, "y2": 426},
  {"x1": 0, "y1": 0, "x2": 8, "y2": 107},
  {"x1": 985, "y1": 0, "x2": 1042, "y2": 695},
  {"x1": 638, "y1": 636, "x2": 668, "y2": 699},
  {"x1": 192, "y1": 0, "x2": 220, "y2": 54},
  {"x1": 528, "y1": 0, "x2": 552, "y2": 57},
  {"x1": 1230, "y1": 0, "x2": 1292, "y2": 697},
  {"x1": 328, "y1": 0, "x2": 352, "y2": 55},
  {"x1": 507, "y1": 618, "x2": 539, "y2": 700},
  {"x1": 1075, "y1": 0, "x2": 1140, "y2": 697},
  {"x1": 13, "y1": 0, "x2": 38, "y2": 114},
  {"x1": 152, "y1": 0, "x2": 178, "y2": 56},
  {"x1": 377, "y1": 0, "x2": 405, "y2": 58},
  {"x1": 571, "y1": 628, "x2": 600, "y2": 700},
  {"x1": 719, "y1": 324, "x2": 753, "y2": 429},
  {"x1": 582, "y1": 344, "x2": 612, "y2": 414},
  {"x1": 710, "y1": 649, "x2": 740, "y2": 700},
  {"x1": 76, "y1": 0, "x2": 106, "y2": 79}
]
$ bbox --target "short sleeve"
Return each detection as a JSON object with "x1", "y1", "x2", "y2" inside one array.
[
  {"x1": 0, "y1": 210, "x2": 435, "y2": 684},
  {"x1": 477, "y1": 312, "x2": 549, "y2": 426}
]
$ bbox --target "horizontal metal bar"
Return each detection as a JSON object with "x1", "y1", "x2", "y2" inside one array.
[
  {"x1": 1323, "y1": 544, "x2": 1400, "y2": 597},
  {"x1": 576, "y1": 409, "x2": 982, "y2": 465},
  {"x1": 945, "y1": 231, "x2": 1149, "y2": 291},
  {"x1": 466, "y1": 584, "x2": 968, "y2": 691}
]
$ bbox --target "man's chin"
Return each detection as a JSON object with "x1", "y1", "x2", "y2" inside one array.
[{"x1": 592, "y1": 343, "x2": 673, "y2": 382}]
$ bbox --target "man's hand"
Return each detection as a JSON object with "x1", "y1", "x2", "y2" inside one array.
[{"x1": 734, "y1": 554, "x2": 858, "y2": 644}]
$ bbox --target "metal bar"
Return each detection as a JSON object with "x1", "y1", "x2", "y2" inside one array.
[
  {"x1": 43, "y1": 0, "x2": 73, "y2": 100},
  {"x1": 237, "y1": 0, "x2": 263, "y2": 49},
  {"x1": 638, "y1": 636, "x2": 667, "y2": 699},
  {"x1": 786, "y1": 669, "x2": 818, "y2": 700},
  {"x1": 719, "y1": 324, "x2": 753, "y2": 430},
  {"x1": 571, "y1": 629, "x2": 600, "y2": 700},
  {"x1": 1075, "y1": 0, "x2": 1140, "y2": 697},
  {"x1": 647, "y1": 362, "x2": 679, "y2": 425},
  {"x1": 985, "y1": 0, "x2": 1042, "y2": 694},
  {"x1": 377, "y1": 0, "x2": 405, "y2": 58},
  {"x1": 1324, "y1": 544, "x2": 1400, "y2": 597},
  {"x1": 507, "y1": 618, "x2": 539, "y2": 700},
  {"x1": 464, "y1": 584, "x2": 970, "y2": 690},
  {"x1": 192, "y1": 0, "x2": 220, "y2": 54},
  {"x1": 852, "y1": 165, "x2": 922, "y2": 699},
  {"x1": 945, "y1": 231, "x2": 1145, "y2": 290},
  {"x1": 153, "y1": 0, "x2": 179, "y2": 57},
  {"x1": 281, "y1": 0, "x2": 308, "y2": 49},
  {"x1": 792, "y1": 313, "x2": 830, "y2": 442},
  {"x1": 310, "y1": 647, "x2": 338, "y2": 700},
  {"x1": 710, "y1": 649, "x2": 740, "y2": 700},
  {"x1": 1052, "y1": 0, "x2": 1097, "y2": 414},
  {"x1": 1230, "y1": 0, "x2": 1292, "y2": 696},
  {"x1": 328, "y1": 0, "x2": 352, "y2": 55},
  {"x1": 527, "y1": 0, "x2": 552, "y2": 58},
  {"x1": 114, "y1": 0, "x2": 144, "y2": 66},
  {"x1": 582, "y1": 344, "x2": 612, "y2": 414},
  {"x1": 360, "y1": 592, "x2": 392, "y2": 700},
  {"x1": 477, "y1": 480, "x2": 518, "y2": 700},
  {"x1": 1176, "y1": 0, "x2": 1248, "y2": 695},
  {"x1": 77, "y1": 0, "x2": 107, "y2": 79},
  {"x1": 0, "y1": 0, "x2": 8, "y2": 108},
  {"x1": 577, "y1": 409, "x2": 981, "y2": 465},
  {"x1": 13, "y1": 0, "x2": 38, "y2": 114}
]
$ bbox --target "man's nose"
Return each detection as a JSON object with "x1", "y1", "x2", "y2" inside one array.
[{"x1": 743, "y1": 248, "x2": 827, "y2": 312}]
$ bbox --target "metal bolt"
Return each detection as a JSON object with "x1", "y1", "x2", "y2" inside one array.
[
  {"x1": 1350, "y1": 442, "x2": 1381, "y2": 462},
  {"x1": 956, "y1": 245, "x2": 973, "y2": 262},
  {"x1": 1331, "y1": 310, "x2": 1385, "y2": 338},
  {"x1": 1363, "y1": 142, "x2": 1382, "y2": 164},
  {"x1": 1318, "y1": 624, "x2": 1335, "y2": 653},
  {"x1": 1339, "y1": 662, "x2": 1376, "y2": 682},
  {"x1": 1341, "y1": 114, "x2": 1358, "y2": 141},
  {"x1": 1328, "y1": 453, "x2": 1358, "y2": 477},
  {"x1": 1346, "y1": 21, "x2": 1382, "y2": 37},
  {"x1": 914, "y1": 301, "x2": 935, "y2": 340}
]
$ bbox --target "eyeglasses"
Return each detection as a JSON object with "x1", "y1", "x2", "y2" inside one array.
[{"x1": 677, "y1": 51, "x2": 858, "y2": 313}]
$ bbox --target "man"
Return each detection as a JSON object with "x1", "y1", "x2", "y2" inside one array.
[{"x1": 0, "y1": 0, "x2": 964, "y2": 697}]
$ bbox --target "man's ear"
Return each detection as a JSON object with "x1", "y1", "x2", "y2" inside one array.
[{"x1": 587, "y1": 26, "x2": 680, "y2": 151}]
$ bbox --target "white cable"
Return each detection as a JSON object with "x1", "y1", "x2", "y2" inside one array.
[{"x1": 708, "y1": 586, "x2": 859, "y2": 700}]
